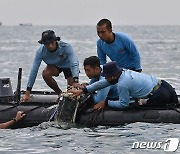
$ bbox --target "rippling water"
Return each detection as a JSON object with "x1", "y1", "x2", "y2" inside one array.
[{"x1": 0, "y1": 26, "x2": 180, "y2": 153}]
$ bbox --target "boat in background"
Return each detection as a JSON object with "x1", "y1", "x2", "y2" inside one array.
[{"x1": 19, "y1": 23, "x2": 32, "y2": 26}]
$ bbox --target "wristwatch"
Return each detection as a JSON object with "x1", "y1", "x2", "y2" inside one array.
[
  {"x1": 73, "y1": 77, "x2": 79, "y2": 83},
  {"x1": 105, "y1": 99, "x2": 108, "y2": 106}
]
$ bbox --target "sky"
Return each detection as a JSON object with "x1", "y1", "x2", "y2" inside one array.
[{"x1": 0, "y1": 0, "x2": 180, "y2": 26}]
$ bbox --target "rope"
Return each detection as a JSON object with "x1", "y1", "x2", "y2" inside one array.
[
  {"x1": 0, "y1": 102, "x2": 53, "y2": 115},
  {"x1": 0, "y1": 103, "x2": 18, "y2": 112},
  {"x1": 48, "y1": 107, "x2": 58, "y2": 121},
  {"x1": 23, "y1": 106, "x2": 44, "y2": 114}
]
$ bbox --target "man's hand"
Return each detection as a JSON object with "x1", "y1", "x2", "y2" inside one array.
[
  {"x1": 68, "y1": 89, "x2": 83, "y2": 97},
  {"x1": 80, "y1": 83, "x2": 89, "y2": 88},
  {"x1": 139, "y1": 99, "x2": 148, "y2": 105},
  {"x1": 72, "y1": 82, "x2": 81, "y2": 88},
  {"x1": 15, "y1": 111, "x2": 26, "y2": 121},
  {"x1": 71, "y1": 82, "x2": 88, "y2": 89},
  {"x1": 93, "y1": 101, "x2": 106, "y2": 110},
  {"x1": 21, "y1": 90, "x2": 30, "y2": 102}
]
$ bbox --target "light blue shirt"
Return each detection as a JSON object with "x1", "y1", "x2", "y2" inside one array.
[
  {"x1": 86, "y1": 79, "x2": 111, "y2": 93},
  {"x1": 86, "y1": 70, "x2": 158, "y2": 108},
  {"x1": 27, "y1": 41, "x2": 79, "y2": 88},
  {"x1": 89, "y1": 76, "x2": 118, "y2": 103},
  {"x1": 97, "y1": 32, "x2": 141, "y2": 70},
  {"x1": 108, "y1": 70, "x2": 158, "y2": 108}
]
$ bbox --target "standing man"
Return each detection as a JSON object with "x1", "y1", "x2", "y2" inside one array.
[
  {"x1": 97, "y1": 19, "x2": 142, "y2": 72},
  {"x1": 22, "y1": 30, "x2": 79, "y2": 102}
]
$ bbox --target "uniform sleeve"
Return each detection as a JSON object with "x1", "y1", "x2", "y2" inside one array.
[
  {"x1": 27, "y1": 48, "x2": 42, "y2": 89},
  {"x1": 120, "y1": 33, "x2": 141, "y2": 69},
  {"x1": 108, "y1": 86, "x2": 130, "y2": 108},
  {"x1": 121, "y1": 33, "x2": 139, "y2": 56},
  {"x1": 66, "y1": 44, "x2": 79, "y2": 78},
  {"x1": 86, "y1": 79, "x2": 111, "y2": 93},
  {"x1": 97, "y1": 40, "x2": 106, "y2": 65},
  {"x1": 93, "y1": 86, "x2": 111, "y2": 103}
]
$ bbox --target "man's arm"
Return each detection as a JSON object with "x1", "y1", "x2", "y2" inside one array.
[
  {"x1": 97, "y1": 40, "x2": 106, "y2": 65},
  {"x1": 68, "y1": 79, "x2": 111, "y2": 97},
  {"x1": 93, "y1": 86, "x2": 110, "y2": 103},
  {"x1": 26, "y1": 49, "x2": 43, "y2": 90},
  {"x1": 0, "y1": 111, "x2": 25, "y2": 129},
  {"x1": 120, "y1": 33, "x2": 141, "y2": 70},
  {"x1": 93, "y1": 101, "x2": 106, "y2": 110},
  {"x1": 22, "y1": 47, "x2": 43, "y2": 102},
  {"x1": 86, "y1": 79, "x2": 111, "y2": 93},
  {"x1": 66, "y1": 44, "x2": 79, "y2": 82},
  {"x1": 108, "y1": 86, "x2": 130, "y2": 108},
  {"x1": 92, "y1": 84, "x2": 111, "y2": 110}
]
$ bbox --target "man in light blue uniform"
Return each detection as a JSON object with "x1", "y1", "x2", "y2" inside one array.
[
  {"x1": 22, "y1": 30, "x2": 79, "y2": 102},
  {"x1": 96, "y1": 19, "x2": 141, "y2": 72},
  {"x1": 100, "y1": 62, "x2": 178, "y2": 108},
  {"x1": 70, "y1": 62, "x2": 178, "y2": 108},
  {"x1": 82, "y1": 56, "x2": 118, "y2": 110}
]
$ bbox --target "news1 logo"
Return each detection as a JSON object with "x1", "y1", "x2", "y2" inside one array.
[
  {"x1": 132, "y1": 138, "x2": 179, "y2": 152},
  {"x1": 164, "y1": 138, "x2": 179, "y2": 152}
]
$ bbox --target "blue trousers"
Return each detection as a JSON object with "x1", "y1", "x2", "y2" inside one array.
[{"x1": 146, "y1": 80, "x2": 179, "y2": 106}]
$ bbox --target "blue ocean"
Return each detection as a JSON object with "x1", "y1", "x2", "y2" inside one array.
[{"x1": 0, "y1": 25, "x2": 180, "y2": 153}]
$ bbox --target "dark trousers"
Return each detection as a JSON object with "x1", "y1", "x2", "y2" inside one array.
[{"x1": 146, "y1": 80, "x2": 179, "y2": 106}]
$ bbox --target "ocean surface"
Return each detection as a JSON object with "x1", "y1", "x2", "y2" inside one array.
[{"x1": 0, "y1": 25, "x2": 180, "y2": 153}]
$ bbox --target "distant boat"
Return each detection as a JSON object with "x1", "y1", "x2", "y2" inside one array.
[
  {"x1": 19, "y1": 23, "x2": 32, "y2": 26},
  {"x1": 0, "y1": 22, "x2": 2, "y2": 26}
]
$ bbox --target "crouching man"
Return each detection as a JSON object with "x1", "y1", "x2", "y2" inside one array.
[
  {"x1": 22, "y1": 30, "x2": 79, "y2": 102},
  {"x1": 100, "y1": 62, "x2": 179, "y2": 108}
]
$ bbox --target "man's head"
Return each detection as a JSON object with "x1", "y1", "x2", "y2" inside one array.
[
  {"x1": 38, "y1": 30, "x2": 60, "y2": 52},
  {"x1": 83, "y1": 56, "x2": 101, "y2": 79},
  {"x1": 97, "y1": 19, "x2": 113, "y2": 42},
  {"x1": 101, "y1": 61, "x2": 122, "y2": 84}
]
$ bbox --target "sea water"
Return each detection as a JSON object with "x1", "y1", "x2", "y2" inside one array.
[{"x1": 0, "y1": 25, "x2": 180, "y2": 153}]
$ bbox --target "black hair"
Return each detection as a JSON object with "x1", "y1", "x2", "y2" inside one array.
[
  {"x1": 83, "y1": 56, "x2": 100, "y2": 68},
  {"x1": 97, "y1": 19, "x2": 112, "y2": 29}
]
